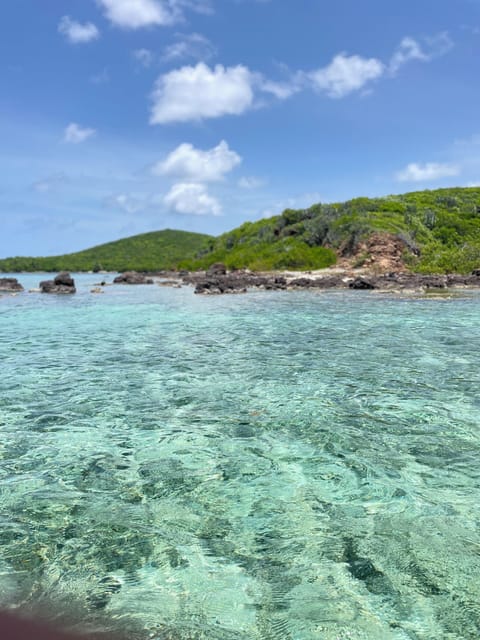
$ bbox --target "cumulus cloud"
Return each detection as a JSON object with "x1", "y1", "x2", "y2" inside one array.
[
  {"x1": 153, "y1": 140, "x2": 241, "y2": 182},
  {"x1": 395, "y1": 162, "x2": 460, "y2": 182},
  {"x1": 133, "y1": 48, "x2": 154, "y2": 67},
  {"x1": 164, "y1": 182, "x2": 221, "y2": 215},
  {"x1": 150, "y1": 63, "x2": 255, "y2": 124},
  {"x1": 96, "y1": 0, "x2": 211, "y2": 29},
  {"x1": 96, "y1": 0, "x2": 176, "y2": 29},
  {"x1": 63, "y1": 123, "x2": 96, "y2": 144},
  {"x1": 58, "y1": 16, "x2": 100, "y2": 43},
  {"x1": 148, "y1": 33, "x2": 453, "y2": 123},
  {"x1": 162, "y1": 33, "x2": 216, "y2": 63},
  {"x1": 306, "y1": 53, "x2": 385, "y2": 98}
]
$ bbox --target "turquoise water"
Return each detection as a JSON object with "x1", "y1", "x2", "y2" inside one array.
[{"x1": 1, "y1": 274, "x2": 480, "y2": 639}]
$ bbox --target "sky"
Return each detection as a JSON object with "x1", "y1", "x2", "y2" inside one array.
[{"x1": 1, "y1": 0, "x2": 480, "y2": 257}]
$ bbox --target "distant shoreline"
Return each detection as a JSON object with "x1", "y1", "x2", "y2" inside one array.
[
  {"x1": 4, "y1": 268, "x2": 480, "y2": 297},
  {"x1": 179, "y1": 268, "x2": 480, "y2": 295}
]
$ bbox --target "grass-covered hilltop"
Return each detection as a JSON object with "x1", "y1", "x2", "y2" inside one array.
[
  {"x1": 0, "y1": 229, "x2": 212, "y2": 273},
  {"x1": 2, "y1": 187, "x2": 480, "y2": 274}
]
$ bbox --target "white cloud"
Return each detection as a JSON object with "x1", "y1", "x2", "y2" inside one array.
[
  {"x1": 147, "y1": 33, "x2": 453, "y2": 124},
  {"x1": 389, "y1": 37, "x2": 428, "y2": 74},
  {"x1": 58, "y1": 16, "x2": 100, "y2": 44},
  {"x1": 63, "y1": 123, "x2": 96, "y2": 144},
  {"x1": 133, "y1": 48, "x2": 154, "y2": 67},
  {"x1": 162, "y1": 33, "x2": 216, "y2": 63},
  {"x1": 107, "y1": 193, "x2": 144, "y2": 213},
  {"x1": 150, "y1": 63, "x2": 255, "y2": 124},
  {"x1": 96, "y1": 0, "x2": 175, "y2": 29},
  {"x1": 164, "y1": 182, "x2": 221, "y2": 215},
  {"x1": 395, "y1": 162, "x2": 460, "y2": 182},
  {"x1": 96, "y1": 0, "x2": 212, "y2": 29},
  {"x1": 389, "y1": 33, "x2": 453, "y2": 74},
  {"x1": 307, "y1": 53, "x2": 385, "y2": 98},
  {"x1": 153, "y1": 140, "x2": 241, "y2": 182},
  {"x1": 258, "y1": 77, "x2": 300, "y2": 99},
  {"x1": 238, "y1": 176, "x2": 265, "y2": 189}
]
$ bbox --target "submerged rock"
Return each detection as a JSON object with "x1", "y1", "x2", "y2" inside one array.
[
  {"x1": 40, "y1": 272, "x2": 76, "y2": 294},
  {"x1": 0, "y1": 277, "x2": 24, "y2": 292},
  {"x1": 113, "y1": 271, "x2": 154, "y2": 285}
]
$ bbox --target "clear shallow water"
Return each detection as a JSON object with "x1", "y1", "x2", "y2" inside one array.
[{"x1": 1, "y1": 274, "x2": 480, "y2": 639}]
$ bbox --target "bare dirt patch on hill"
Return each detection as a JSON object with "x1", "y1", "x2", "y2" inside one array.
[{"x1": 338, "y1": 232, "x2": 409, "y2": 273}]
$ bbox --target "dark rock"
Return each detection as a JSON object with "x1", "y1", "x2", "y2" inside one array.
[
  {"x1": 188, "y1": 269, "x2": 480, "y2": 295},
  {"x1": 264, "y1": 276, "x2": 287, "y2": 290},
  {"x1": 289, "y1": 277, "x2": 316, "y2": 288},
  {"x1": 194, "y1": 276, "x2": 248, "y2": 295},
  {"x1": 40, "y1": 273, "x2": 76, "y2": 294},
  {"x1": 206, "y1": 262, "x2": 227, "y2": 276},
  {"x1": 0, "y1": 277, "x2": 24, "y2": 292},
  {"x1": 288, "y1": 276, "x2": 346, "y2": 289},
  {"x1": 446, "y1": 274, "x2": 472, "y2": 286},
  {"x1": 349, "y1": 277, "x2": 376, "y2": 290},
  {"x1": 315, "y1": 276, "x2": 347, "y2": 289},
  {"x1": 54, "y1": 271, "x2": 75, "y2": 287},
  {"x1": 471, "y1": 269, "x2": 480, "y2": 276},
  {"x1": 113, "y1": 271, "x2": 154, "y2": 285},
  {"x1": 419, "y1": 275, "x2": 447, "y2": 289}
]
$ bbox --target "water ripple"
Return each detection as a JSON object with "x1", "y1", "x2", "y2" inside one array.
[{"x1": 1, "y1": 275, "x2": 480, "y2": 639}]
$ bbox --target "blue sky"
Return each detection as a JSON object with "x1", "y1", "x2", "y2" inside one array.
[{"x1": 1, "y1": 0, "x2": 480, "y2": 257}]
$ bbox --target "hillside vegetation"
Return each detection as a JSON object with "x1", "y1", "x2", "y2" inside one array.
[
  {"x1": 179, "y1": 187, "x2": 480, "y2": 273},
  {"x1": 2, "y1": 188, "x2": 480, "y2": 273},
  {"x1": 0, "y1": 229, "x2": 212, "y2": 272}
]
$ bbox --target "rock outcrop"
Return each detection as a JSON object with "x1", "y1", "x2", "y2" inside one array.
[
  {"x1": 0, "y1": 277, "x2": 24, "y2": 292},
  {"x1": 289, "y1": 276, "x2": 346, "y2": 289},
  {"x1": 206, "y1": 263, "x2": 227, "y2": 276},
  {"x1": 349, "y1": 277, "x2": 376, "y2": 290},
  {"x1": 183, "y1": 268, "x2": 480, "y2": 295},
  {"x1": 113, "y1": 271, "x2": 154, "y2": 285},
  {"x1": 39, "y1": 272, "x2": 76, "y2": 294},
  {"x1": 189, "y1": 272, "x2": 287, "y2": 295}
]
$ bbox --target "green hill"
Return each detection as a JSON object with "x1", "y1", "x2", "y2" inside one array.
[
  {"x1": 0, "y1": 229, "x2": 213, "y2": 272},
  {"x1": 179, "y1": 187, "x2": 480, "y2": 274},
  {"x1": 3, "y1": 188, "x2": 480, "y2": 274}
]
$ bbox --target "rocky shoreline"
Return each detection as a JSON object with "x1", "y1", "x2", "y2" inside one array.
[
  {"x1": 180, "y1": 263, "x2": 480, "y2": 295},
  {"x1": 2, "y1": 266, "x2": 480, "y2": 297}
]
